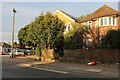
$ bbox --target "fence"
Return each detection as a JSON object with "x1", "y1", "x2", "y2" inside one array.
[{"x1": 61, "y1": 49, "x2": 120, "y2": 64}]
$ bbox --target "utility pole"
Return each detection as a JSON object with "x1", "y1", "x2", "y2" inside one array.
[{"x1": 11, "y1": 8, "x2": 16, "y2": 58}]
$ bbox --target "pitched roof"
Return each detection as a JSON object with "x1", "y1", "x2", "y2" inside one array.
[
  {"x1": 0, "y1": 42, "x2": 11, "y2": 48},
  {"x1": 79, "y1": 5, "x2": 120, "y2": 22},
  {"x1": 59, "y1": 10, "x2": 79, "y2": 22},
  {"x1": 54, "y1": 9, "x2": 79, "y2": 22}
]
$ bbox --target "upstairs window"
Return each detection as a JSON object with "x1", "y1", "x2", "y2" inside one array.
[
  {"x1": 84, "y1": 21, "x2": 92, "y2": 27},
  {"x1": 97, "y1": 17, "x2": 116, "y2": 27},
  {"x1": 88, "y1": 21, "x2": 92, "y2": 27},
  {"x1": 66, "y1": 24, "x2": 71, "y2": 31},
  {"x1": 113, "y1": 17, "x2": 115, "y2": 26},
  {"x1": 109, "y1": 17, "x2": 111, "y2": 25},
  {"x1": 104, "y1": 17, "x2": 107, "y2": 25},
  {"x1": 101, "y1": 18, "x2": 103, "y2": 26}
]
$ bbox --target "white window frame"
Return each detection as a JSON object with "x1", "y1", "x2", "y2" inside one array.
[
  {"x1": 104, "y1": 17, "x2": 107, "y2": 26},
  {"x1": 66, "y1": 24, "x2": 71, "y2": 31},
  {"x1": 96, "y1": 16, "x2": 117, "y2": 27},
  {"x1": 113, "y1": 17, "x2": 116, "y2": 26}
]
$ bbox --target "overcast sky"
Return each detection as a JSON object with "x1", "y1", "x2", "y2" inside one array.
[{"x1": 1, "y1": 1, "x2": 119, "y2": 43}]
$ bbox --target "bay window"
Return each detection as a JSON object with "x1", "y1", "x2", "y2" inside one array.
[{"x1": 96, "y1": 16, "x2": 116, "y2": 27}]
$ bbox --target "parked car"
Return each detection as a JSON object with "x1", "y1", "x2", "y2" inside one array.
[
  {"x1": 23, "y1": 49, "x2": 32, "y2": 55},
  {"x1": 9, "y1": 48, "x2": 24, "y2": 56}
]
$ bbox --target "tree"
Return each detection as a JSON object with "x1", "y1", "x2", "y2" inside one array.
[
  {"x1": 64, "y1": 24, "x2": 89, "y2": 49},
  {"x1": 14, "y1": 42, "x2": 17, "y2": 46},
  {"x1": 18, "y1": 27, "x2": 26, "y2": 46},
  {"x1": 18, "y1": 12, "x2": 65, "y2": 59},
  {"x1": 101, "y1": 30, "x2": 120, "y2": 48}
]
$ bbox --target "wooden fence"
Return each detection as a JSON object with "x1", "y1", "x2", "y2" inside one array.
[{"x1": 62, "y1": 49, "x2": 120, "y2": 64}]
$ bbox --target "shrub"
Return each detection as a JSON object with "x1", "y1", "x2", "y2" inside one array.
[{"x1": 101, "y1": 30, "x2": 120, "y2": 48}]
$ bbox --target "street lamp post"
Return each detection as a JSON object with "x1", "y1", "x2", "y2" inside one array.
[{"x1": 11, "y1": 8, "x2": 16, "y2": 58}]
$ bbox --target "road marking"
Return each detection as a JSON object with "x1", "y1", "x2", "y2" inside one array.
[
  {"x1": 31, "y1": 67, "x2": 69, "y2": 74},
  {"x1": 16, "y1": 63, "x2": 31, "y2": 67},
  {"x1": 86, "y1": 69, "x2": 103, "y2": 72},
  {"x1": 69, "y1": 67, "x2": 103, "y2": 73}
]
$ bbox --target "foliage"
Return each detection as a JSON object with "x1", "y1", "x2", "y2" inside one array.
[
  {"x1": 54, "y1": 35, "x2": 64, "y2": 58},
  {"x1": 18, "y1": 12, "x2": 65, "y2": 59},
  {"x1": 18, "y1": 12, "x2": 64, "y2": 48},
  {"x1": 14, "y1": 42, "x2": 17, "y2": 46},
  {"x1": 101, "y1": 30, "x2": 120, "y2": 48},
  {"x1": 64, "y1": 24, "x2": 89, "y2": 49}
]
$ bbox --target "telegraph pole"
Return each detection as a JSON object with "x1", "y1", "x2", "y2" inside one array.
[{"x1": 11, "y1": 8, "x2": 16, "y2": 58}]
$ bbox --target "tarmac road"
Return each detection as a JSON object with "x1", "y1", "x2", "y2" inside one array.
[{"x1": 1, "y1": 55, "x2": 119, "y2": 79}]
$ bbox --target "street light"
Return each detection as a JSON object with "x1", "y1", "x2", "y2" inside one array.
[{"x1": 11, "y1": 8, "x2": 16, "y2": 58}]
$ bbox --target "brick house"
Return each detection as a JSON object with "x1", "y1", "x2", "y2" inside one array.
[
  {"x1": 79, "y1": 5, "x2": 120, "y2": 47},
  {"x1": 53, "y1": 5, "x2": 120, "y2": 48}
]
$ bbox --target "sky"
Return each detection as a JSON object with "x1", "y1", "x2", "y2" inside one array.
[{"x1": 0, "y1": 1, "x2": 119, "y2": 44}]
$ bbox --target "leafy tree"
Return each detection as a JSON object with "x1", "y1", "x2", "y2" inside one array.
[
  {"x1": 14, "y1": 42, "x2": 17, "y2": 46},
  {"x1": 64, "y1": 24, "x2": 89, "y2": 49},
  {"x1": 18, "y1": 12, "x2": 65, "y2": 58},
  {"x1": 101, "y1": 30, "x2": 120, "y2": 48},
  {"x1": 18, "y1": 27, "x2": 26, "y2": 46}
]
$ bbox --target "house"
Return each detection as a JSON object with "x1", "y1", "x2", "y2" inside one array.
[
  {"x1": 53, "y1": 5, "x2": 120, "y2": 48},
  {"x1": 53, "y1": 9, "x2": 80, "y2": 34},
  {"x1": 0, "y1": 42, "x2": 11, "y2": 55},
  {"x1": 78, "y1": 5, "x2": 120, "y2": 47}
]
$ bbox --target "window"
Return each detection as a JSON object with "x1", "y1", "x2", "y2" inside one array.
[
  {"x1": 101, "y1": 18, "x2": 103, "y2": 26},
  {"x1": 97, "y1": 19, "x2": 99, "y2": 26},
  {"x1": 113, "y1": 17, "x2": 115, "y2": 26},
  {"x1": 109, "y1": 17, "x2": 111, "y2": 25},
  {"x1": 88, "y1": 21, "x2": 92, "y2": 27},
  {"x1": 97, "y1": 17, "x2": 116, "y2": 27},
  {"x1": 104, "y1": 17, "x2": 107, "y2": 25},
  {"x1": 66, "y1": 24, "x2": 70, "y2": 31}
]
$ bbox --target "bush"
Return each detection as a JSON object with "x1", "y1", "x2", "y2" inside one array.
[{"x1": 101, "y1": 30, "x2": 120, "y2": 48}]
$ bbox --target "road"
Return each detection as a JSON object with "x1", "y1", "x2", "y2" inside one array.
[
  {"x1": 1, "y1": 55, "x2": 119, "y2": 79},
  {"x1": 2, "y1": 55, "x2": 79, "y2": 78}
]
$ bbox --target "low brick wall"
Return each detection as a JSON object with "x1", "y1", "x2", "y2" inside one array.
[
  {"x1": 62, "y1": 49, "x2": 120, "y2": 64},
  {"x1": 41, "y1": 49, "x2": 54, "y2": 61}
]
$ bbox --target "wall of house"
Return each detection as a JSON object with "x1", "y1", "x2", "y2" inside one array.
[
  {"x1": 54, "y1": 11, "x2": 75, "y2": 25},
  {"x1": 2, "y1": 47, "x2": 11, "y2": 54},
  {"x1": 98, "y1": 26, "x2": 118, "y2": 37},
  {"x1": 117, "y1": 15, "x2": 120, "y2": 29},
  {"x1": 54, "y1": 11, "x2": 80, "y2": 34}
]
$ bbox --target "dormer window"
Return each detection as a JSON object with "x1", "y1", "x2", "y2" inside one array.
[{"x1": 66, "y1": 24, "x2": 71, "y2": 31}]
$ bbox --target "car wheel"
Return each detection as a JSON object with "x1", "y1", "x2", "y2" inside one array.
[{"x1": 28, "y1": 53, "x2": 30, "y2": 55}]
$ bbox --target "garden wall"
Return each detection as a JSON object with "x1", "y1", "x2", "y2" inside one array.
[{"x1": 62, "y1": 49, "x2": 120, "y2": 64}]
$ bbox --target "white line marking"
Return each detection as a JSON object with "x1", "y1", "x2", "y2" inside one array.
[{"x1": 31, "y1": 67, "x2": 69, "y2": 74}]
